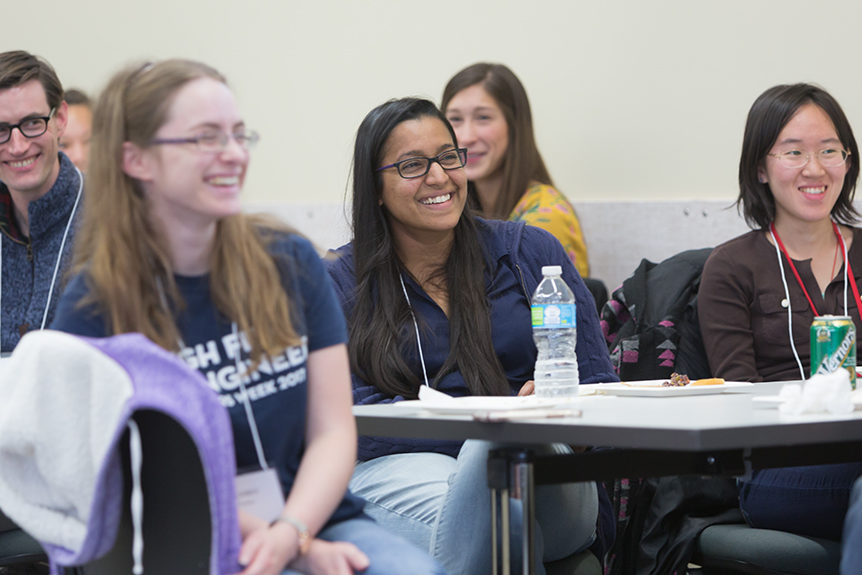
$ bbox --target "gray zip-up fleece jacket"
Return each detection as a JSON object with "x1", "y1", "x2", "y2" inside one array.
[{"x1": 0, "y1": 153, "x2": 82, "y2": 353}]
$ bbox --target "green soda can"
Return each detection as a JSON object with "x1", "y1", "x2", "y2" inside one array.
[{"x1": 811, "y1": 315, "x2": 857, "y2": 389}]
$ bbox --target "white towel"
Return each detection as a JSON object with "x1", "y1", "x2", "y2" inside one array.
[{"x1": 0, "y1": 330, "x2": 133, "y2": 551}]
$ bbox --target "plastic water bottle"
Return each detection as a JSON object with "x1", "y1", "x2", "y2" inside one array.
[{"x1": 531, "y1": 265, "x2": 579, "y2": 397}]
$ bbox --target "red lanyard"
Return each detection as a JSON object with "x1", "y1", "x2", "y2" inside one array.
[{"x1": 771, "y1": 221, "x2": 862, "y2": 319}]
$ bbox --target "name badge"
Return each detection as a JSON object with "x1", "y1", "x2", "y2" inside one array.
[{"x1": 235, "y1": 468, "x2": 285, "y2": 523}]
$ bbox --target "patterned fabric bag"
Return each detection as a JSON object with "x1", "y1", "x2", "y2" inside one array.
[{"x1": 600, "y1": 248, "x2": 713, "y2": 381}]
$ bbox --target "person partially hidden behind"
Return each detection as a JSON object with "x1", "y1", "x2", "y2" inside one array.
[
  {"x1": 59, "y1": 88, "x2": 92, "y2": 173},
  {"x1": 698, "y1": 83, "x2": 862, "y2": 541},
  {"x1": 441, "y1": 62, "x2": 591, "y2": 278},
  {"x1": 0, "y1": 50, "x2": 82, "y2": 356}
]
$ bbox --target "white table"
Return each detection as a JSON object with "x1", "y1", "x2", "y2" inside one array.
[{"x1": 353, "y1": 382, "x2": 862, "y2": 575}]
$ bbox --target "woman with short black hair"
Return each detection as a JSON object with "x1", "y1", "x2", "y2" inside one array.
[{"x1": 699, "y1": 82, "x2": 862, "y2": 540}]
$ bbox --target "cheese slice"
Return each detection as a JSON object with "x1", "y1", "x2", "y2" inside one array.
[{"x1": 690, "y1": 378, "x2": 725, "y2": 386}]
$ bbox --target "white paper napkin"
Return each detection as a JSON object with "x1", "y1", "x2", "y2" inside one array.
[
  {"x1": 778, "y1": 370, "x2": 854, "y2": 415},
  {"x1": 418, "y1": 385, "x2": 455, "y2": 402}
]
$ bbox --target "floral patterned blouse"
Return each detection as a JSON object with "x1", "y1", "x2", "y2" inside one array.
[{"x1": 509, "y1": 183, "x2": 590, "y2": 277}]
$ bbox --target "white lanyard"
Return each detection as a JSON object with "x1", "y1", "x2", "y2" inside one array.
[
  {"x1": 229, "y1": 322, "x2": 269, "y2": 470},
  {"x1": 0, "y1": 166, "x2": 83, "y2": 350},
  {"x1": 769, "y1": 225, "x2": 849, "y2": 381},
  {"x1": 398, "y1": 273, "x2": 431, "y2": 388},
  {"x1": 157, "y1": 278, "x2": 269, "y2": 469}
]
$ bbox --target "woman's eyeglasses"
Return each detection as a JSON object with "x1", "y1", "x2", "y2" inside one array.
[
  {"x1": 149, "y1": 130, "x2": 260, "y2": 153},
  {"x1": 377, "y1": 148, "x2": 467, "y2": 179},
  {"x1": 767, "y1": 148, "x2": 850, "y2": 169}
]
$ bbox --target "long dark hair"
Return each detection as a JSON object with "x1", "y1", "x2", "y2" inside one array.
[
  {"x1": 347, "y1": 97, "x2": 510, "y2": 399},
  {"x1": 442, "y1": 62, "x2": 553, "y2": 219},
  {"x1": 738, "y1": 83, "x2": 860, "y2": 229}
]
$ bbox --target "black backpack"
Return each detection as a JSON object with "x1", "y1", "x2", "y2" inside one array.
[
  {"x1": 600, "y1": 248, "x2": 713, "y2": 381},
  {"x1": 599, "y1": 248, "x2": 742, "y2": 575}
]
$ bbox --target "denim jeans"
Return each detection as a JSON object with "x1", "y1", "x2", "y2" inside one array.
[
  {"x1": 739, "y1": 462, "x2": 862, "y2": 540},
  {"x1": 841, "y1": 476, "x2": 862, "y2": 574},
  {"x1": 280, "y1": 515, "x2": 445, "y2": 575},
  {"x1": 349, "y1": 440, "x2": 598, "y2": 575}
]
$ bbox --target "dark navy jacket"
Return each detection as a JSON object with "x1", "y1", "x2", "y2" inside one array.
[
  {"x1": 327, "y1": 218, "x2": 619, "y2": 559},
  {"x1": 326, "y1": 218, "x2": 617, "y2": 461}
]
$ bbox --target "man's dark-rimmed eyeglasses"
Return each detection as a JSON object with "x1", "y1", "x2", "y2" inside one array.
[
  {"x1": 377, "y1": 148, "x2": 467, "y2": 179},
  {"x1": 0, "y1": 108, "x2": 56, "y2": 145}
]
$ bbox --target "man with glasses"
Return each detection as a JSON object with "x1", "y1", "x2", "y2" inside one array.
[{"x1": 0, "y1": 51, "x2": 83, "y2": 355}]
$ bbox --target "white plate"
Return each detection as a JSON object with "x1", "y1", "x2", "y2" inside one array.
[
  {"x1": 752, "y1": 396, "x2": 784, "y2": 408},
  {"x1": 392, "y1": 395, "x2": 577, "y2": 414},
  {"x1": 596, "y1": 380, "x2": 753, "y2": 397}
]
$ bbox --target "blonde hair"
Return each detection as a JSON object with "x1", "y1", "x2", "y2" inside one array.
[{"x1": 73, "y1": 59, "x2": 299, "y2": 361}]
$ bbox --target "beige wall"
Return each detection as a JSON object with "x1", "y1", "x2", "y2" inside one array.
[{"x1": 7, "y1": 0, "x2": 862, "y2": 208}]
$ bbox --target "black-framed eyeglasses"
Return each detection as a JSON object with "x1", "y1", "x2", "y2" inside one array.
[
  {"x1": 377, "y1": 148, "x2": 467, "y2": 179},
  {"x1": 149, "y1": 130, "x2": 260, "y2": 153},
  {"x1": 0, "y1": 108, "x2": 55, "y2": 144}
]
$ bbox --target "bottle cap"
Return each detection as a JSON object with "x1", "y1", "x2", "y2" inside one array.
[{"x1": 541, "y1": 265, "x2": 562, "y2": 276}]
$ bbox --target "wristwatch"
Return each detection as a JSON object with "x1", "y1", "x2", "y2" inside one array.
[{"x1": 271, "y1": 514, "x2": 311, "y2": 555}]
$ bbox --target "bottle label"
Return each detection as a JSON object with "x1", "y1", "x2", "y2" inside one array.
[{"x1": 531, "y1": 304, "x2": 576, "y2": 328}]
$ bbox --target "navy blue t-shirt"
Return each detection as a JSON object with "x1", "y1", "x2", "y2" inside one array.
[{"x1": 51, "y1": 232, "x2": 365, "y2": 524}]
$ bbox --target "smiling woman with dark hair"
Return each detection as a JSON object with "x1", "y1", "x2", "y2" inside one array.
[
  {"x1": 327, "y1": 96, "x2": 617, "y2": 573},
  {"x1": 699, "y1": 83, "x2": 862, "y2": 541}
]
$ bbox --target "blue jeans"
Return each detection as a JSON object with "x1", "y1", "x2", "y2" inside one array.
[
  {"x1": 350, "y1": 440, "x2": 598, "y2": 575},
  {"x1": 739, "y1": 462, "x2": 862, "y2": 541},
  {"x1": 281, "y1": 515, "x2": 445, "y2": 574},
  {"x1": 841, "y1": 476, "x2": 862, "y2": 574}
]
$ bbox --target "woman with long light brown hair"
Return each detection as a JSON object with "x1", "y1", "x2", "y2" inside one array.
[{"x1": 51, "y1": 59, "x2": 442, "y2": 575}]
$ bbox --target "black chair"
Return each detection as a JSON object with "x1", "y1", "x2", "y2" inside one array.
[
  {"x1": 692, "y1": 523, "x2": 841, "y2": 575},
  {"x1": 546, "y1": 550, "x2": 601, "y2": 575},
  {"x1": 0, "y1": 511, "x2": 45, "y2": 573},
  {"x1": 0, "y1": 529, "x2": 45, "y2": 573},
  {"x1": 583, "y1": 277, "x2": 609, "y2": 314}
]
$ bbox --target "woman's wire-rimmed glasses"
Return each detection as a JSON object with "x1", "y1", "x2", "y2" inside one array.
[
  {"x1": 377, "y1": 148, "x2": 467, "y2": 179},
  {"x1": 149, "y1": 130, "x2": 260, "y2": 153},
  {"x1": 767, "y1": 148, "x2": 851, "y2": 169},
  {"x1": 0, "y1": 108, "x2": 56, "y2": 144}
]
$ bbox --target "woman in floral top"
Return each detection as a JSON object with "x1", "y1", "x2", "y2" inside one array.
[{"x1": 442, "y1": 63, "x2": 590, "y2": 277}]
